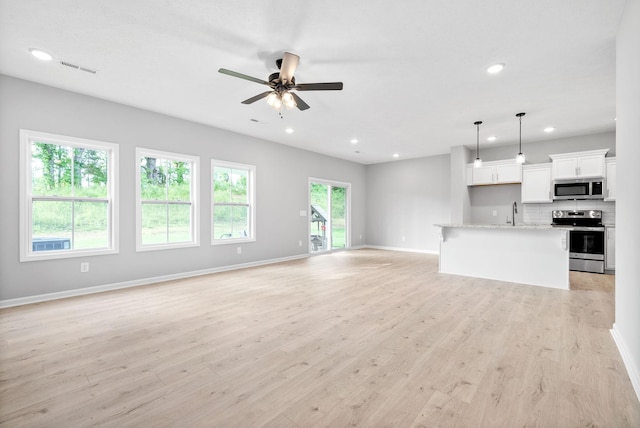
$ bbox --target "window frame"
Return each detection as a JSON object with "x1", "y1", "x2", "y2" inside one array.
[
  {"x1": 136, "y1": 147, "x2": 200, "y2": 252},
  {"x1": 19, "y1": 129, "x2": 120, "y2": 262},
  {"x1": 211, "y1": 159, "x2": 256, "y2": 245}
]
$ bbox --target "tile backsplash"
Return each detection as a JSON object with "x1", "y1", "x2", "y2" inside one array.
[{"x1": 523, "y1": 200, "x2": 616, "y2": 225}]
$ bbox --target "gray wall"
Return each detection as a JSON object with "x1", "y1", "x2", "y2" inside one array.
[
  {"x1": 450, "y1": 146, "x2": 471, "y2": 224},
  {"x1": 469, "y1": 184, "x2": 522, "y2": 225},
  {"x1": 0, "y1": 75, "x2": 367, "y2": 301},
  {"x1": 475, "y1": 131, "x2": 616, "y2": 163},
  {"x1": 615, "y1": 0, "x2": 640, "y2": 400},
  {"x1": 365, "y1": 154, "x2": 450, "y2": 252}
]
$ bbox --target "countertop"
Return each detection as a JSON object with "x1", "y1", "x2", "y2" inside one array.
[{"x1": 435, "y1": 223, "x2": 558, "y2": 230}]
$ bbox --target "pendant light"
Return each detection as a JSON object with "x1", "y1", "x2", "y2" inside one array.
[
  {"x1": 474, "y1": 121, "x2": 483, "y2": 168},
  {"x1": 515, "y1": 112, "x2": 526, "y2": 164}
]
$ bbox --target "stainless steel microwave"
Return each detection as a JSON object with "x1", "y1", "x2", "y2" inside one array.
[{"x1": 553, "y1": 178, "x2": 604, "y2": 200}]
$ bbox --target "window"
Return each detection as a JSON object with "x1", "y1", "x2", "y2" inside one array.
[
  {"x1": 136, "y1": 148, "x2": 199, "y2": 251},
  {"x1": 20, "y1": 129, "x2": 119, "y2": 261},
  {"x1": 212, "y1": 160, "x2": 255, "y2": 244}
]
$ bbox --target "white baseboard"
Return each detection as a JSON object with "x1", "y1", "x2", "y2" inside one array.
[
  {"x1": 0, "y1": 253, "x2": 309, "y2": 309},
  {"x1": 365, "y1": 245, "x2": 439, "y2": 255},
  {"x1": 0, "y1": 247, "x2": 436, "y2": 308},
  {"x1": 611, "y1": 323, "x2": 640, "y2": 403}
]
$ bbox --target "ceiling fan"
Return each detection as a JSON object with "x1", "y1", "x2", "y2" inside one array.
[{"x1": 218, "y1": 52, "x2": 343, "y2": 111}]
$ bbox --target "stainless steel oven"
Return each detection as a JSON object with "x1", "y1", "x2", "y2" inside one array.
[
  {"x1": 552, "y1": 210, "x2": 605, "y2": 274},
  {"x1": 568, "y1": 227, "x2": 605, "y2": 273}
]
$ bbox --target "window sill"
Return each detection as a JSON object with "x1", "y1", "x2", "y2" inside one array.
[
  {"x1": 20, "y1": 247, "x2": 119, "y2": 262},
  {"x1": 136, "y1": 242, "x2": 200, "y2": 252},
  {"x1": 212, "y1": 238, "x2": 256, "y2": 246}
]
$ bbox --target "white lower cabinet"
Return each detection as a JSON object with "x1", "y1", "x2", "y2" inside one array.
[
  {"x1": 521, "y1": 163, "x2": 552, "y2": 203},
  {"x1": 606, "y1": 226, "x2": 615, "y2": 271}
]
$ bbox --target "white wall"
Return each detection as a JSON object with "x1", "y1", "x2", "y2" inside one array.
[
  {"x1": 0, "y1": 75, "x2": 367, "y2": 302},
  {"x1": 365, "y1": 154, "x2": 450, "y2": 252},
  {"x1": 613, "y1": 0, "x2": 640, "y2": 401}
]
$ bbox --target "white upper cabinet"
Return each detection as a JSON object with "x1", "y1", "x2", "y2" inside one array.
[
  {"x1": 495, "y1": 162, "x2": 522, "y2": 183},
  {"x1": 549, "y1": 149, "x2": 609, "y2": 179},
  {"x1": 521, "y1": 163, "x2": 552, "y2": 203},
  {"x1": 605, "y1": 157, "x2": 616, "y2": 201},
  {"x1": 467, "y1": 159, "x2": 522, "y2": 186},
  {"x1": 471, "y1": 164, "x2": 497, "y2": 185}
]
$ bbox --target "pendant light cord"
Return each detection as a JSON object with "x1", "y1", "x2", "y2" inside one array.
[
  {"x1": 516, "y1": 112, "x2": 526, "y2": 152},
  {"x1": 474, "y1": 120, "x2": 482, "y2": 159},
  {"x1": 515, "y1": 112, "x2": 526, "y2": 164}
]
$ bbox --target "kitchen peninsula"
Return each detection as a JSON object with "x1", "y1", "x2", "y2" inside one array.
[{"x1": 435, "y1": 224, "x2": 570, "y2": 290}]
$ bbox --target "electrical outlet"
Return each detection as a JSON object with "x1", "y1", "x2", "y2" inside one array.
[
  {"x1": 80, "y1": 262, "x2": 89, "y2": 273},
  {"x1": 298, "y1": 241, "x2": 302, "y2": 247},
  {"x1": 402, "y1": 236, "x2": 406, "y2": 242},
  {"x1": 492, "y1": 210, "x2": 498, "y2": 217},
  {"x1": 359, "y1": 234, "x2": 362, "y2": 239},
  {"x1": 237, "y1": 247, "x2": 242, "y2": 254}
]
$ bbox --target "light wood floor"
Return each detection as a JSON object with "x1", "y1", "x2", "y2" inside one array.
[{"x1": 1, "y1": 249, "x2": 639, "y2": 427}]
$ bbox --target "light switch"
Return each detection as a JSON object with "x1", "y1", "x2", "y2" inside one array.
[{"x1": 299, "y1": 210, "x2": 307, "y2": 216}]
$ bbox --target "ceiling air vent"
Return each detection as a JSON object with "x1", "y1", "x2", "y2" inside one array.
[{"x1": 60, "y1": 60, "x2": 97, "y2": 74}]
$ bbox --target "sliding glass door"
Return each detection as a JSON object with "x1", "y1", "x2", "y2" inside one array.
[{"x1": 309, "y1": 179, "x2": 350, "y2": 253}]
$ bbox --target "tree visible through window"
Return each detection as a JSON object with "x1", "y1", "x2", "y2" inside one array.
[
  {"x1": 212, "y1": 160, "x2": 255, "y2": 243},
  {"x1": 137, "y1": 149, "x2": 199, "y2": 250},
  {"x1": 20, "y1": 129, "x2": 118, "y2": 261}
]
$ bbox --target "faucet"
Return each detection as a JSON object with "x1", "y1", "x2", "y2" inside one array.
[{"x1": 512, "y1": 201, "x2": 518, "y2": 226}]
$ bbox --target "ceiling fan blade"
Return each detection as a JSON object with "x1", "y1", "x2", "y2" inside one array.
[
  {"x1": 294, "y1": 82, "x2": 343, "y2": 91},
  {"x1": 241, "y1": 91, "x2": 273, "y2": 104},
  {"x1": 218, "y1": 68, "x2": 271, "y2": 86},
  {"x1": 290, "y1": 92, "x2": 310, "y2": 111},
  {"x1": 279, "y1": 52, "x2": 300, "y2": 84}
]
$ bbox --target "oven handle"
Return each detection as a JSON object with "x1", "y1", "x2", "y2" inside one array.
[{"x1": 570, "y1": 253, "x2": 605, "y2": 261}]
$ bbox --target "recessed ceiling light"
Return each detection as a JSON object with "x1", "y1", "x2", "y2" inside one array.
[
  {"x1": 29, "y1": 48, "x2": 53, "y2": 61},
  {"x1": 393, "y1": 153, "x2": 399, "y2": 158},
  {"x1": 350, "y1": 138, "x2": 358, "y2": 144},
  {"x1": 487, "y1": 63, "x2": 505, "y2": 74},
  {"x1": 487, "y1": 136, "x2": 497, "y2": 142},
  {"x1": 285, "y1": 128, "x2": 294, "y2": 134},
  {"x1": 544, "y1": 127, "x2": 555, "y2": 133}
]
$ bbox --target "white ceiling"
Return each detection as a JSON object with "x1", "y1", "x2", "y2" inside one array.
[{"x1": 0, "y1": 0, "x2": 625, "y2": 164}]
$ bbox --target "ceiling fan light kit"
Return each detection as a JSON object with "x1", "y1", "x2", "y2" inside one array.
[{"x1": 219, "y1": 52, "x2": 343, "y2": 113}]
